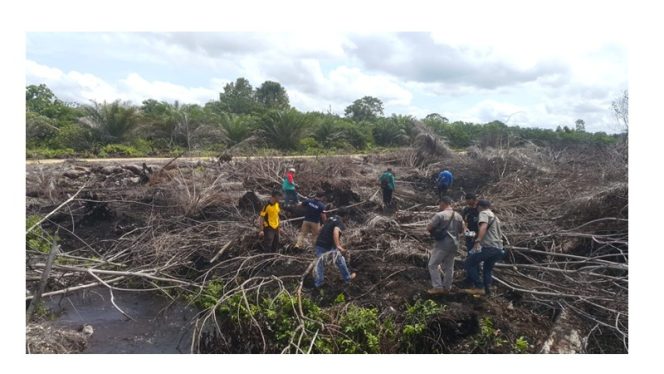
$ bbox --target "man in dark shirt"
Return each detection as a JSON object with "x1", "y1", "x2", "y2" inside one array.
[
  {"x1": 462, "y1": 193, "x2": 480, "y2": 251},
  {"x1": 295, "y1": 193, "x2": 327, "y2": 249},
  {"x1": 313, "y1": 215, "x2": 356, "y2": 288}
]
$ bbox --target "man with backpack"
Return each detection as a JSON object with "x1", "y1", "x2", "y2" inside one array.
[
  {"x1": 257, "y1": 190, "x2": 283, "y2": 252},
  {"x1": 379, "y1": 168, "x2": 396, "y2": 207},
  {"x1": 313, "y1": 215, "x2": 356, "y2": 289},
  {"x1": 282, "y1": 167, "x2": 298, "y2": 206},
  {"x1": 435, "y1": 169, "x2": 454, "y2": 198},
  {"x1": 462, "y1": 199, "x2": 505, "y2": 297},
  {"x1": 426, "y1": 196, "x2": 465, "y2": 295},
  {"x1": 295, "y1": 192, "x2": 327, "y2": 249}
]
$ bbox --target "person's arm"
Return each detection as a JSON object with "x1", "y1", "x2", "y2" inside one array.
[
  {"x1": 474, "y1": 222, "x2": 488, "y2": 248},
  {"x1": 427, "y1": 214, "x2": 441, "y2": 233},
  {"x1": 320, "y1": 211, "x2": 327, "y2": 223},
  {"x1": 333, "y1": 227, "x2": 345, "y2": 252},
  {"x1": 257, "y1": 215, "x2": 265, "y2": 237}
]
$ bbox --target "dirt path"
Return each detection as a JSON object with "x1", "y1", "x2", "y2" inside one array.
[{"x1": 26, "y1": 154, "x2": 370, "y2": 165}]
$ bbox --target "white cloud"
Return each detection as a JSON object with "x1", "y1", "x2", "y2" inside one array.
[{"x1": 26, "y1": 59, "x2": 218, "y2": 105}]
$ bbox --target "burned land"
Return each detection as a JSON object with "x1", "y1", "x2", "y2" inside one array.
[{"x1": 25, "y1": 137, "x2": 628, "y2": 354}]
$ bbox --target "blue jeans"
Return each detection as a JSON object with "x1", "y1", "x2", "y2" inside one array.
[
  {"x1": 465, "y1": 246, "x2": 505, "y2": 290},
  {"x1": 314, "y1": 245, "x2": 352, "y2": 288},
  {"x1": 465, "y1": 237, "x2": 481, "y2": 285},
  {"x1": 284, "y1": 190, "x2": 298, "y2": 205}
]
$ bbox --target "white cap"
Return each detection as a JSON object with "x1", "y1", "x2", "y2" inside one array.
[{"x1": 288, "y1": 168, "x2": 296, "y2": 172}]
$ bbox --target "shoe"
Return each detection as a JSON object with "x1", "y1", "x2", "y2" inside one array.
[
  {"x1": 463, "y1": 287, "x2": 486, "y2": 296},
  {"x1": 427, "y1": 288, "x2": 449, "y2": 295}
]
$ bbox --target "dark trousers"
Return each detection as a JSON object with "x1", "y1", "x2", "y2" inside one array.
[
  {"x1": 465, "y1": 246, "x2": 504, "y2": 291},
  {"x1": 437, "y1": 184, "x2": 449, "y2": 198},
  {"x1": 284, "y1": 190, "x2": 298, "y2": 206},
  {"x1": 382, "y1": 187, "x2": 393, "y2": 205},
  {"x1": 262, "y1": 227, "x2": 280, "y2": 252},
  {"x1": 465, "y1": 237, "x2": 475, "y2": 252}
]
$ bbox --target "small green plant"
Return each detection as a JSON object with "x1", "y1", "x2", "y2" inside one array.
[
  {"x1": 470, "y1": 317, "x2": 509, "y2": 353},
  {"x1": 400, "y1": 299, "x2": 443, "y2": 352},
  {"x1": 513, "y1": 336, "x2": 529, "y2": 353},
  {"x1": 188, "y1": 280, "x2": 224, "y2": 310},
  {"x1": 338, "y1": 305, "x2": 381, "y2": 353},
  {"x1": 334, "y1": 292, "x2": 346, "y2": 304},
  {"x1": 26, "y1": 215, "x2": 58, "y2": 253}
]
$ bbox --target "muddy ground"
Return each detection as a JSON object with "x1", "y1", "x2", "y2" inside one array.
[{"x1": 25, "y1": 143, "x2": 628, "y2": 353}]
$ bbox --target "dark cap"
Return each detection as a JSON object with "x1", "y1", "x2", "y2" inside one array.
[
  {"x1": 438, "y1": 196, "x2": 453, "y2": 205},
  {"x1": 465, "y1": 193, "x2": 477, "y2": 200},
  {"x1": 271, "y1": 190, "x2": 283, "y2": 197},
  {"x1": 477, "y1": 199, "x2": 492, "y2": 208}
]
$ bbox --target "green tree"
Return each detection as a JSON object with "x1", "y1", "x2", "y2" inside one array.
[
  {"x1": 424, "y1": 113, "x2": 449, "y2": 124},
  {"x1": 79, "y1": 100, "x2": 139, "y2": 143},
  {"x1": 258, "y1": 109, "x2": 308, "y2": 151},
  {"x1": 218, "y1": 113, "x2": 254, "y2": 146},
  {"x1": 255, "y1": 81, "x2": 290, "y2": 110},
  {"x1": 575, "y1": 119, "x2": 586, "y2": 132},
  {"x1": 219, "y1": 77, "x2": 257, "y2": 115},
  {"x1": 26, "y1": 84, "x2": 81, "y2": 124},
  {"x1": 344, "y1": 96, "x2": 384, "y2": 122},
  {"x1": 26, "y1": 112, "x2": 59, "y2": 147}
]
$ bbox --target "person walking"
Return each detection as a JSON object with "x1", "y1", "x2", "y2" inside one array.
[
  {"x1": 426, "y1": 196, "x2": 465, "y2": 295},
  {"x1": 257, "y1": 190, "x2": 283, "y2": 252},
  {"x1": 435, "y1": 169, "x2": 454, "y2": 199},
  {"x1": 295, "y1": 193, "x2": 327, "y2": 249},
  {"x1": 463, "y1": 199, "x2": 505, "y2": 296},
  {"x1": 282, "y1": 167, "x2": 298, "y2": 206},
  {"x1": 379, "y1": 168, "x2": 396, "y2": 208},
  {"x1": 313, "y1": 215, "x2": 356, "y2": 288}
]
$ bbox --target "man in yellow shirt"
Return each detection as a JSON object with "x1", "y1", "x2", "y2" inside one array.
[{"x1": 258, "y1": 190, "x2": 283, "y2": 252}]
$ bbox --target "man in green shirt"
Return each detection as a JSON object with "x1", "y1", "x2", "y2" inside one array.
[{"x1": 379, "y1": 168, "x2": 396, "y2": 208}]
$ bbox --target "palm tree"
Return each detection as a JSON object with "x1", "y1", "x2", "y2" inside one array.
[
  {"x1": 258, "y1": 109, "x2": 308, "y2": 151},
  {"x1": 219, "y1": 113, "x2": 253, "y2": 146},
  {"x1": 80, "y1": 100, "x2": 139, "y2": 143}
]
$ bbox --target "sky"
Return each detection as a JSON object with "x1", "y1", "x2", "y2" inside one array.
[
  {"x1": 26, "y1": 31, "x2": 627, "y2": 133},
  {"x1": 26, "y1": 32, "x2": 628, "y2": 133}
]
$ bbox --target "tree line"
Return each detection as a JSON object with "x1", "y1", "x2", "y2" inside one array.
[{"x1": 26, "y1": 79, "x2": 625, "y2": 158}]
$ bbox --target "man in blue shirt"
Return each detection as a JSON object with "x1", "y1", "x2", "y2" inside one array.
[
  {"x1": 436, "y1": 170, "x2": 453, "y2": 199},
  {"x1": 295, "y1": 193, "x2": 327, "y2": 249}
]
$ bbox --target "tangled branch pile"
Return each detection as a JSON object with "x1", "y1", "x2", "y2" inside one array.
[{"x1": 25, "y1": 140, "x2": 627, "y2": 353}]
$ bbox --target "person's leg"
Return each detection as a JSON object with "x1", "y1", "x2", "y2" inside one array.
[
  {"x1": 440, "y1": 244, "x2": 457, "y2": 290},
  {"x1": 333, "y1": 250, "x2": 352, "y2": 283},
  {"x1": 386, "y1": 188, "x2": 393, "y2": 205},
  {"x1": 262, "y1": 228, "x2": 274, "y2": 252},
  {"x1": 382, "y1": 188, "x2": 389, "y2": 205},
  {"x1": 465, "y1": 251, "x2": 486, "y2": 288},
  {"x1": 296, "y1": 223, "x2": 308, "y2": 248},
  {"x1": 271, "y1": 228, "x2": 280, "y2": 252},
  {"x1": 428, "y1": 245, "x2": 445, "y2": 288},
  {"x1": 482, "y1": 247, "x2": 504, "y2": 294},
  {"x1": 465, "y1": 237, "x2": 481, "y2": 286},
  {"x1": 310, "y1": 222, "x2": 320, "y2": 247},
  {"x1": 314, "y1": 246, "x2": 327, "y2": 288}
]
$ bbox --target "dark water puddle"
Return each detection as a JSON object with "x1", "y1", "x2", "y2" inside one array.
[{"x1": 44, "y1": 288, "x2": 198, "y2": 353}]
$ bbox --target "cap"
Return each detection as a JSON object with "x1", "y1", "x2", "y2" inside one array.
[
  {"x1": 477, "y1": 199, "x2": 492, "y2": 208},
  {"x1": 288, "y1": 168, "x2": 296, "y2": 173}
]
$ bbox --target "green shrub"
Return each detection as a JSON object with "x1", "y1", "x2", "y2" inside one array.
[
  {"x1": 513, "y1": 336, "x2": 529, "y2": 353},
  {"x1": 470, "y1": 317, "x2": 508, "y2": 353},
  {"x1": 98, "y1": 144, "x2": 146, "y2": 158},
  {"x1": 26, "y1": 215, "x2": 58, "y2": 253},
  {"x1": 338, "y1": 305, "x2": 381, "y2": 353},
  {"x1": 26, "y1": 147, "x2": 77, "y2": 159},
  {"x1": 400, "y1": 299, "x2": 444, "y2": 352}
]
